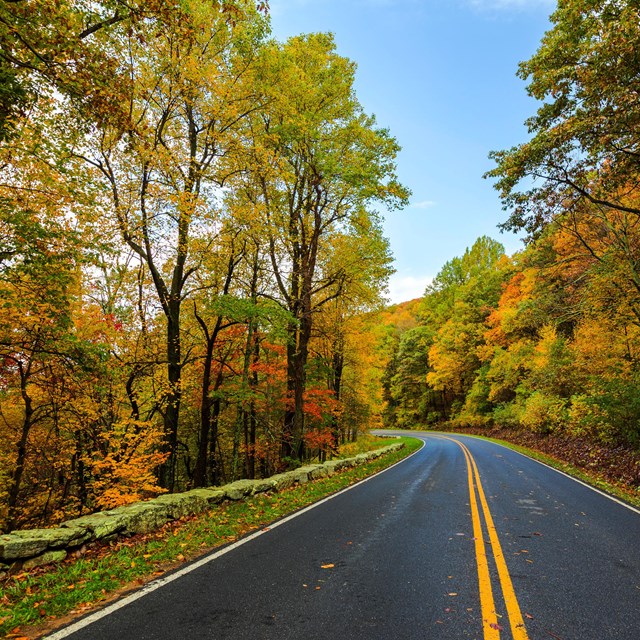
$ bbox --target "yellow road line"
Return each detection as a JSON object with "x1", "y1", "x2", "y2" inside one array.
[
  {"x1": 463, "y1": 442, "x2": 529, "y2": 640},
  {"x1": 461, "y1": 443, "x2": 500, "y2": 639},
  {"x1": 437, "y1": 435, "x2": 530, "y2": 640}
]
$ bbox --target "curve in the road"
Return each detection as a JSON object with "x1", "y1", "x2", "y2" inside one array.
[{"x1": 44, "y1": 432, "x2": 640, "y2": 640}]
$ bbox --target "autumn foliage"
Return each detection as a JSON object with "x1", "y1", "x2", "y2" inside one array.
[
  {"x1": 381, "y1": 1, "x2": 640, "y2": 472},
  {"x1": 0, "y1": 1, "x2": 406, "y2": 531},
  {"x1": 381, "y1": 226, "x2": 640, "y2": 491}
]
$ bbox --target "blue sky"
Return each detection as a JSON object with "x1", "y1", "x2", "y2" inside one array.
[{"x1": 269, "y1": 0, "x2": 556, "y2": 303}]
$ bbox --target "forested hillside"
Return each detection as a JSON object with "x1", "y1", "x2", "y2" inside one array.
[
  {"x1": 383, "y1": 233, "x2": 640, "y2": 451},
  {"x1": 0, "y1": 1, "x2": 408, "y2": 531},
  {"x1": 382, "y1": 0, "x2": 640, "y2": 490}
]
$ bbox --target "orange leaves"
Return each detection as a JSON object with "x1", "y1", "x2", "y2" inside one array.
[
  {"x1": 303, "y1": 428, "x2": 335, "y2": 453},
  {"x1": 302, "y1": 388, "x2": 339, "y2": 424},
  {"x1": 85, "y1": 420, "x2": 168, "y2": 510}
]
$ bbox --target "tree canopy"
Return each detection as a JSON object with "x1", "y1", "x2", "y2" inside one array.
[{"x1": 0, "y1": 1, "x2": 407, "y2": 531}]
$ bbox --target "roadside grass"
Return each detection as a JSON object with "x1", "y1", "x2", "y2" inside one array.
[
  {"x1": 466, "y1": 434, "x2": 640, "y2": 510},
  {"x1": 0, "y1": 436, "x2": 421, "y2": 639},
  {"x1": 336, "y1": 433, "x2": 392, "y2": 457}
]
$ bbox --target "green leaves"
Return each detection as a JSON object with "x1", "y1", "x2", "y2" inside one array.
[{"x1": 487, "y1": 0, "x2": 640, "y2": 237}]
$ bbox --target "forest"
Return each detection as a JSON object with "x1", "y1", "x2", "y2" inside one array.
[
  {"x1": 0, "y1": 0, "x2": 408, "y2": 531},
  {"x1": 1, "y1": 0, "x2": 639, "y2": 532}
]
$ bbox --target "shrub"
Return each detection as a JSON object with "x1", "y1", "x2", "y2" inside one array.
[
  {"x1": 492, "y1": 401, "x2": 523, "y2": 429},
  {"x1": 521, "y1": 391, "x2": 567, "y2": 434}
]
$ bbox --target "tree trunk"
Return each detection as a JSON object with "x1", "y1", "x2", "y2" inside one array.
[
  {"x1": 6, "y1": 364, "x2": 34, "y2": 532},
  {"x1": 209, "y1": 396, "x2": 222, "y2": 485},
  {"x1": 330, "y1": 343, "x2": 344, "y2": 446},
  {"x1": 193, "y1": 338, "x2": 214, "y2": 488},
  {"x1": 159, "y1": 305, "x2": 181, "y2": 491}
]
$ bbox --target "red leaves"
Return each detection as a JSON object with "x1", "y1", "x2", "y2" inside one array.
[{"x1": 304, "y1": 428, "x2": 335, "y2": 452}]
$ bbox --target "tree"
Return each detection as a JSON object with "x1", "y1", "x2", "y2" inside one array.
[
  {"x1": 237, "y1": 33, "x2": 409, "y2": 461},
  {"x1": 424, "y1": 238, "x2": 509, "y2": 411},
  {"x1": 487, "y1": 0, "x2": 640, "y2": 238},
  {"x1": 311, "y1": 212, "x2": 394, "y2": 444},
  {"x1": 73, "y1": 0, "x2": 268, "y2": 489}
]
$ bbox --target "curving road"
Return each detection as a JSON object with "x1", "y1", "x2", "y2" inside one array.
[{"x1": 48, "y1": 432, "x2": 640, "y2": 640}]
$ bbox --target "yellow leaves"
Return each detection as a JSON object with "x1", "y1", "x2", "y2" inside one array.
[
  {"x1": 86, "y1": 419, "x2": 168, "y2": 511},
  {"x1": 320, "y1": 563, "x2": 334, "y2": 569}
]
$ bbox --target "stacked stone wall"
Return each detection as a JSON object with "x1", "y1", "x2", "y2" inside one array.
[{"x1": 0, "y1": 443, "x2": 404, "y2": 574}]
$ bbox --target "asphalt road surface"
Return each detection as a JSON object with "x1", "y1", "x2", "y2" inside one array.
[{"x1": 48, "y1": 432, "x2": 640, "y2": 640}]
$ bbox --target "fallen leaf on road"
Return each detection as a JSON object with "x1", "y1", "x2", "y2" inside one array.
[
  {"x1": 448, "y1": 592, "x2": 458, "y2": 596},
  {"x1": 490, "y1": 623, "x2": 504, "y2": 631},
  {"x1": 525, "y1": 613, "x2": 534, "y2": 619},
  {"x1": 321, "y1": 563, "x2": 335, "y2": 569}
]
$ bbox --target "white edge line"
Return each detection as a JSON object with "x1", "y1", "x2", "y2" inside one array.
[
  {"x1": 45, "y1": 440, "x2": 425, "y2": 639},
  {"x1": 446, "y1": 433, "x2": 640, "y2": 516}
]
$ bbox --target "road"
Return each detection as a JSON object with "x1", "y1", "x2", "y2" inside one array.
[{"x1": 48, "y1": 433, "x2": 640, "y2": 640}]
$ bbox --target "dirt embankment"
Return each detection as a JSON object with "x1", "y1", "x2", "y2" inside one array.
[{"x1": 448, "y1": 425, "x2": 640, "y2": 493}]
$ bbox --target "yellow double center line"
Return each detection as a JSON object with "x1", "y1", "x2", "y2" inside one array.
[{"x1": 438, "y1": 436, "x2": 529, "y2": 640}]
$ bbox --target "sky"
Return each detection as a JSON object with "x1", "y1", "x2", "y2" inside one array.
[{"x1": 268, "y1": 0, "x2": 556, "y2": 303}]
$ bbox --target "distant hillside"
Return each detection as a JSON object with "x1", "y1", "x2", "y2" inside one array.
[{"x1": 377, "y1": 298, "x2": 422, "y2": 334}]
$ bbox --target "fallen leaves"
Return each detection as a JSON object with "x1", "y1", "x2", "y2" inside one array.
[
  {"x1": 449, "y1": 425, "x2": 640, "y2": 495},
  {"x1": 320, "y1": 563, "x2": 334, "y2": 569}
]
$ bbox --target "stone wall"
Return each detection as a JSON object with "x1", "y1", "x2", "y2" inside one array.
[{"x1": 0, "y1": 443, "x2": 404, "y2": 574}]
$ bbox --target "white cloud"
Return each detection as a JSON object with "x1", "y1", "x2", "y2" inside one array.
[
  {"x1": 411, "y1": 199, "x2": 437, "y2": 209},
  {"x1": 387, "y1": 274, "x2": 432, "y2": 304}
]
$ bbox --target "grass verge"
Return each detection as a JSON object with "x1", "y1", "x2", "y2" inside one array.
[
  {"x1": 0, "y1": 436, "x2": 421, "y2": 639},
  {"x1": 466, "y1": 433, "x2": 640, "y2": 509}
]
